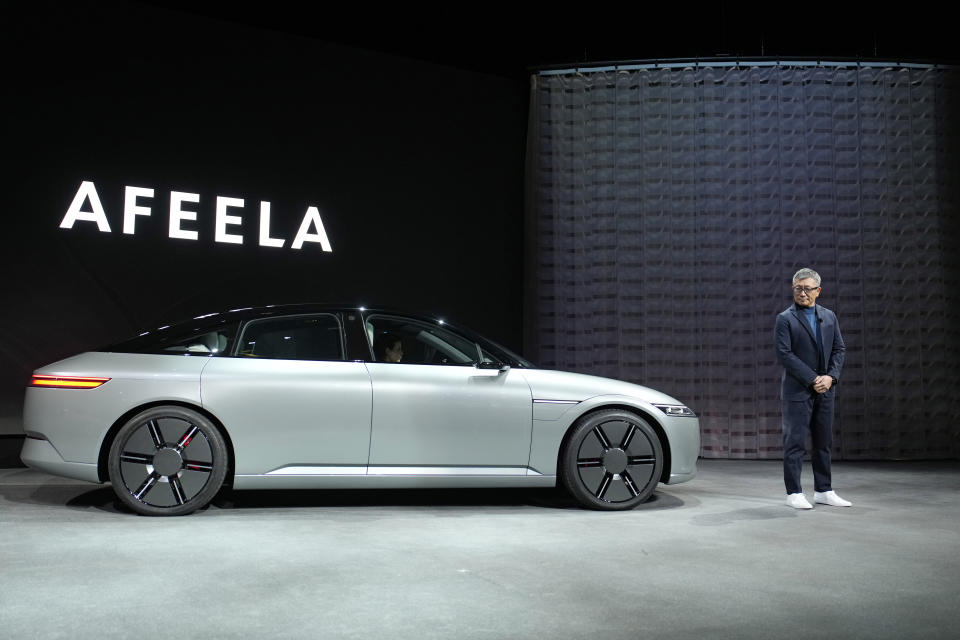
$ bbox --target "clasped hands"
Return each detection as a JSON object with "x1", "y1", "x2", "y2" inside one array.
[{"x1": 812, "y1": 375, "x2": 833, "y2": 394}]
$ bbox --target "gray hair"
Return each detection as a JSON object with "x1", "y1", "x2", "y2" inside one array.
[{"x1": 792, "y1": 268, "x2": 821, "y2": 286}]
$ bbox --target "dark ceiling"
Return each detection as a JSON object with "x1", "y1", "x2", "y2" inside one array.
[{"x1": 147, "y1": 1, "x2": 957, "y2": 77}]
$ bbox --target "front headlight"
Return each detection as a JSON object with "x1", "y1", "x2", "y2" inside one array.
[{"x1": 653, "y1": 404, "x2": 697, "y2": 418}]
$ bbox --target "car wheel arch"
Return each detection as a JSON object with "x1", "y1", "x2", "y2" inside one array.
[
  {"x1": 97, "y1": 400, "x2": 234, "y2": 485},
  {"x1": 556, "y1": 404, "x2": 672, "y2": 485}
]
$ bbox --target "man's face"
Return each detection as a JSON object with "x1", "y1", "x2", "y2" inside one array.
[
  {"x1": 385, "y1": 340, "x2": 403, "y2": 363},
  {"x1": 792, "y1": 278, "x2": 821, "y2": 308}
]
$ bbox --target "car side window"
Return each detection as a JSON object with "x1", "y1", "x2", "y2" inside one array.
[
  {"x1": 365, "y1": 315, "x2": 480, "y2": 366},
  {"x1": 102, "y1": 321, "x2": 240, "y2": 356},
  {"x1": 237, "y1": 314, "x2": 344, "y2": 361},
  {"x1": 160, "y1": 329, "x2": 233, "y2": 355}
]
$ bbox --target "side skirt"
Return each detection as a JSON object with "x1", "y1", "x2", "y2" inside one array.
[{"x1": 234, "y1": 467, "x2": 557, "y2": 490}]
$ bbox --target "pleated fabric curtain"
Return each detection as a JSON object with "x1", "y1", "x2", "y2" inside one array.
[{"x1": 526, "y1": 64, "x2": 960, "y2": 460}]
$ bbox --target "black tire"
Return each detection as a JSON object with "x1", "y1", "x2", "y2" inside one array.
[
  {"x1": 560, "y1": 409, "x2": 664, "y2": 510},
  {"x1": 107, "y1": 406, "x2": 228, "y2": 516}
]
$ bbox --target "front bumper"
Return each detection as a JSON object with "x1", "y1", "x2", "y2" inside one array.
[{"x1": 663, "y1": 415, "x2": 700, "y2": 484}]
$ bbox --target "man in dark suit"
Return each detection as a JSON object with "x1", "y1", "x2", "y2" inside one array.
[{"x1": 774, "y1": 268, "x2": 852, "y2": 509}]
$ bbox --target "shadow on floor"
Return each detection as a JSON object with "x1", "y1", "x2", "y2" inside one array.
[
  {"x1": 689, "y1": 506, "x2": 799, "y2": 526},
  {"x1": 20, "y1": 484, "x2": 687, "y2": 515}
]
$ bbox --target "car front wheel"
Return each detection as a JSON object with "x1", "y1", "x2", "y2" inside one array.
[
  {"x1": 107, "y1": 406, "x2": 228, "y2": 516},
  {"x1": 561, "y1": 409, "x2": 664, "y2": 510}
]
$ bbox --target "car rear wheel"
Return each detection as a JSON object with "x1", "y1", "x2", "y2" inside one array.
[
  {"x1": 560, "y1": 409, "x2": 663, "y2": 510},
  {"x1": 107, "y1": 406, "x2": 228, "y2": 516}
]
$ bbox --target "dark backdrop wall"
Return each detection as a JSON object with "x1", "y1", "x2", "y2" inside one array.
[
  {"x1": 528, "y1": 64, "x2": 960, "y2": 460},
  {"x1": 0, "y1": 2, "x2": 527, "y2": 435}
]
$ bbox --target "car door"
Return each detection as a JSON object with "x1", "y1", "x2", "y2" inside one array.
[
  {"x1": 200, "y1": 313, "x2": 372, "y2": 477},
  {"x1": 364, "y1": 314, "x2": 533, "y2": 475}
]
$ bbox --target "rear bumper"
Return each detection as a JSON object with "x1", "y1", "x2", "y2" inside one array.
[{"x1": 20, "y1": 437, "x2": 101, "y2": 484}]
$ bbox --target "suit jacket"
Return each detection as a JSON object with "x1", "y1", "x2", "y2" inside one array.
[{"x1": 775, "y1": 303, "x2": 846, "y2": 400}]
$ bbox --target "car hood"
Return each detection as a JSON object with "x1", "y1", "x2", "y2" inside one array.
[{"x1": 519, "y1": 369, "x2": 684, "y2": 406}]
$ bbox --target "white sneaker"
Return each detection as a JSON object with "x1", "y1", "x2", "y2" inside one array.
[
  {"x1": 786, "y1": 493, "x2": 813, "y2": 509},
  {"x1": 814, "y1": 490, "x2": 852, "y2": 507}
]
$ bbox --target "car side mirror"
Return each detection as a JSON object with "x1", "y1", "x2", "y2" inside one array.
[
  {"x1": 476, "y1": 361, "x2": 509, "y2": 372},
  {"x1": 474, "y1": 344, "x2": 508, "y2": 372}
]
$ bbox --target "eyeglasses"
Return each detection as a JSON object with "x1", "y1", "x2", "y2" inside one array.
[{"x1": 792, "y1": 286, "x2": 820, "y2": 294}]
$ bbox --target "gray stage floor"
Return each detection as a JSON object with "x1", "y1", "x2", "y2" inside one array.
[{"x1": 1, "y1": 459, "x2": 958, "y2": 639}]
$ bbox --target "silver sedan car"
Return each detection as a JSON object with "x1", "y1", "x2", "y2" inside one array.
[{"x1": 21, "y1": 305, "x2": 699, "y2": 515}]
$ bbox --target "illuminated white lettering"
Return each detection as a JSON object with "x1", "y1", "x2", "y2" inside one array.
[
  {"x1": 60, "y1": 181, "x2": 111, "y2": 232},
  {"x1": 123, "y1": 186, "x2": 154, "y2": 235},
  {"x1": 258, "y1": 201, "x2": 285, "y2": 248},
  {"x1": 169, "y1": 191, "x2": 200, "y2": 241},
  {"x1": 60, "y1": 180, "x2": 333, "y2": 253},
  {"x1": 215, "y1": 196, "x2": 244, "y2": 244},
  {"x1": 291, "y1": 206, "x2": 332, "y2": 252}
]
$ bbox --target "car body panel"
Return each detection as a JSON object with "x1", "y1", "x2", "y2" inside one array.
[
  {"x1": 519, "y1": 369, "x2": 700, "y2": 480},
  {"x1": 526, "y1": 393, "x2": 700, "y2": 480},
  {"x1": 22, "y1": 353, "x2": 208, "y2": 475},
  {"x1": 200, "y1": 358, "x2": 372, "y2": 476},
  {"x1": 520, "y1": 368, "x2": 681, "y2": 405},
  {"x1": 365, "y1": 362, "x2": 533, "y2": 470}
]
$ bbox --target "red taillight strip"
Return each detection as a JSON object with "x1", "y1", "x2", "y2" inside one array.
[{"x1": 30, "y1": 375, "x2": 111, "y2": 389}]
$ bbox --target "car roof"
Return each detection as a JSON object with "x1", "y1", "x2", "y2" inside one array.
[
  {"x1": 102, "y1": 304, "x2": 455, "y2": 350},
  {"x1": 98, "y1": 303, "x2": 533, "y2": 367}
]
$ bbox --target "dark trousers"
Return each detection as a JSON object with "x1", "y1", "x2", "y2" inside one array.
[{"x1": 782, "y1": 392, "x2": 834, "y2": 495}]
